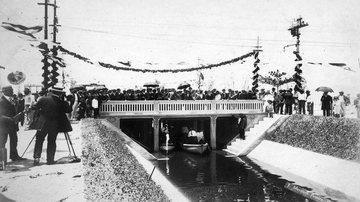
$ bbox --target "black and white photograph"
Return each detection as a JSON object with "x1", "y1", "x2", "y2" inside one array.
[{"x1": 1, "y1": 0, "x2": 360, "y2": 201}]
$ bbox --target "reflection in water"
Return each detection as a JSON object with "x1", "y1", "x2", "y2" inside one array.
[{"x1": 155, "y1": 151, "x2": 323, "y2": 202}]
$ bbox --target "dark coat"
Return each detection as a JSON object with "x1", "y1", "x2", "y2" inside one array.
[
  {"x1": 0, "y1": 96, "x2": 16, "y2": 118},
  {"x1": 321, "y1": 95, "x2": 333, "y2": 110},
  {"x1": 31, "y1": 95, "x2": 72, "y2": 132},
  {"x1": 0, "y1": 96, "x2": 19, "y2": 131},
  {"x1": 283, "y1": 92, "x2": 293, "y2": 105}
]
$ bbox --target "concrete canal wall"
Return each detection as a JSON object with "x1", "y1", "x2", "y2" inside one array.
[
  {"x1": 81, "y1": 119, "x2": 189, "y2": 202},
  {"x1": 248, "y1": 115, "x2": 360, "y2": 202}
]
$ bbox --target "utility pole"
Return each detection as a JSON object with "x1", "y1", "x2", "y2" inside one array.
[
  {"x1": 49, "y1": 0, "x2": 60, "y2": 44},
  {"x1": 288, "y1": 17, "x2": 308, "y2": 52},
  {"x1": 288, "y1": 17, "x2": 308, "y2": 93},
  {"x1": 38, "y1": 0, "x2": 50, "y2": 89},
  {"x1": 49, "y1": 0, "x2": 60, "y2": 87},
  {"x1": 38, "y1": 0, "x2": 49, "y2": 39}
]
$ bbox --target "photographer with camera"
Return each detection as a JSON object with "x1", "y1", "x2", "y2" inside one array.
[{"x1": 31, "y1": 86, "x2": 72, "y2": 165}]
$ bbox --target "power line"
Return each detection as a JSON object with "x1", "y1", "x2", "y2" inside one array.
[{"x1": 60, "y1": 25, "x2": 353, "y2": 49}]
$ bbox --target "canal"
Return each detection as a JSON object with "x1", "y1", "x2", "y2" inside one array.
[{"x1": 154, "y1": 151, "x2": 335, "y2": 202}]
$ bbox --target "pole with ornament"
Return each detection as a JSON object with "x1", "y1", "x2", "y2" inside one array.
[
  {"x1": 38, "y1": 0, "x2": 61, "y2": 89},
  {"x1": 288, "y1": 17, "x2": 308, "y2": 93},
  {"x1": 252, "y1": 37, "x2": 262, "y2": 93}
]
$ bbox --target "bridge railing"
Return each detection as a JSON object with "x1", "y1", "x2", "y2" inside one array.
[{"x1": 100, "y1": 100, "x2": 264, "y2": 117}]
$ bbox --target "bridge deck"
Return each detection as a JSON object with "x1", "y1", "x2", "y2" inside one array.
[{"x1": 100, "y1": 100, "x2": 264, "y2": 117}]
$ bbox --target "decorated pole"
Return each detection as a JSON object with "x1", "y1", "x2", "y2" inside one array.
[
  {"x1": 39, "y1": 43, "x2": 51, "y2": 88},
  {"x1": 38, "y1": 0, "x2": 51, "y2": 89},
  {"x1": 288, "y1": 17, "x2": 308, "y2": 93},
  {"x1": 38, "y1": 0, "x2": 61, "y2": 89},
  {"x1": 49, "y1": 0, "x2": 60, "y2": 87},
  {"x1": 252, "y1": 37, "x2": 262, "y2": 93}
]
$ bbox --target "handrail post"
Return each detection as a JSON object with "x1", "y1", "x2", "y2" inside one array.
[{"x1": 154, "y1": 101, "x2": 159, "y2": 114}]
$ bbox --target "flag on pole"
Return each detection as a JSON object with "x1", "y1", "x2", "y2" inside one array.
[
  {"x1": 1, "y1": 22, "x2": 42, "y2": 38},
  {"x1": 328, "y1": 63, "x2": 354, "y2": 71},
  {"x1": 199, "y1": 72, "x2": 204, "y2": 80}
]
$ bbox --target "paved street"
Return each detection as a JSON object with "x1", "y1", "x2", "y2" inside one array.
[{"x1": 0, "y1": 121, "x2": 85, "y2": 202}]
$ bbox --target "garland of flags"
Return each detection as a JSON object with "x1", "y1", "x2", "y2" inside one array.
[
  {"x1": 97, "y1": 52, "x2": 254, "y2": 73},
  {"x1": 57, "y1": 45, "x2": 254, "y2": 73}
]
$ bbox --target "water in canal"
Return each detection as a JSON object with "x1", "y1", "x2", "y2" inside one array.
[{"x1": 155, "y1": 151, "x2": 335, "y2": 202}]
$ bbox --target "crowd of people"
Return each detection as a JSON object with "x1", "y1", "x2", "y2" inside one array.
[
  {"x1": 67, "y1": 87, "x2": 258, "y2": 120},
  {"x1": 6, "y1": 86, "x2": 358, "y2": 123},
  {"x1": 1, "y1": 83, "x2": 360, "y2": 168}
]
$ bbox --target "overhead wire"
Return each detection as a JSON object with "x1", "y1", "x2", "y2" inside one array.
[{"x1": 60, "y1": 25, "x2": 353, "y2": 49}]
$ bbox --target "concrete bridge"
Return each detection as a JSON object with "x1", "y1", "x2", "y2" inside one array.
[{"x1": 100, "y1": 99, "x2": 265, "y2": 152}]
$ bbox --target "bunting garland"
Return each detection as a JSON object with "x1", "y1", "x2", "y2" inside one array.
[
  {"x1": 58, "y1": 46, "x2": 94, "y2": 64},
  {"x1": 1, "y1": 22, "x2": 42, "y2": 39},
  {"x1": 58, "y1": 45, "x2": 254, "y2": 73}
]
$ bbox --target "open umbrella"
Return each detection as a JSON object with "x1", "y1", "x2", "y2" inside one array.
[
  {"x1": 315, "y1": 86, "x2": 334, "y2": 93},
  {"x1": 143, "y1": 81, "x2": 159, "y2": 88},
  {"x1": 178, "y1": 82, "x2": 191, "y2": 89},
  {"x1": 7, "y1": 71, "x2": 26, "y2": 85},
  {"x1": 70, "y1": 85, "x2": 86, "y2": 92}
]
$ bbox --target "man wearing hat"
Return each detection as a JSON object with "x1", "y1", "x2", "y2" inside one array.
[
  {"x1": 0, "y1": 85, "x2": 26, "y2": 161},
  {"x1": 31, "y1": 86, "x2": 72, "y2": 165}
]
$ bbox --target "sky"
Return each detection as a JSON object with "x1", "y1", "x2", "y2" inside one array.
[{"x1": 1, "y1": 0, "x2": 360, "y2": 96}]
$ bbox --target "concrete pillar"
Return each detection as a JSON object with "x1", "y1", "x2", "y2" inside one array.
[
  {"x1": 210, "y1": 115, "x2": 217, "y2": 150},
  {"x1": 193, "y1": 120, "x2": 198, "y2": 130},
  {"x1": 153, "y1": 117, "x2": 160, "y2": 152}
]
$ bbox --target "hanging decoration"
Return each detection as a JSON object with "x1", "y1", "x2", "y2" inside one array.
[
  {"x1": 252, "y1": 50, "x2": 260, "y2": 92},
  {"x1": 287, "y1": 17, "x2": 308, "y2": 94},
  {"x1": 97, "y1": 52, "x2": 254, "y2": 73},
  {"x1": 58, "y1": 46, "x2": 93, "y2": 64},
  {"x1": 118, "y1": 61, "x2": 131, "y2": 66},
  {"x1": 49, "y1": 46, "x2": 60, "y2": 87},
  {"x1": 293, "y1": 50, "x2": 304, "y2": 93},
  {"x1": 258, "y1": 74, "x2": 294, "y2": 86},
  {"x1": 40, "y1": 43, "x2": 51, "y2": 89},
  {"x1": 307, "y1": 62, "x2": 354, "y2": 71},
  {"x1": 1, "y1": 22, "x2": 42, "y2": 39}
]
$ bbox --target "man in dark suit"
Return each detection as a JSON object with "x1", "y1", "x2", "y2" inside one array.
[
  {"x1": 237, "y1": 114, "x2": 247, "y2": 140},
  {"x1": 321, "y1": 92, "x2": 333, "y2": 116},
  {"x1": 32, "y1": 86, "x2": 72, "y2": 165},
  {"x1": 0, "y1": 86, "x2": 26, "y2": 161}
]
